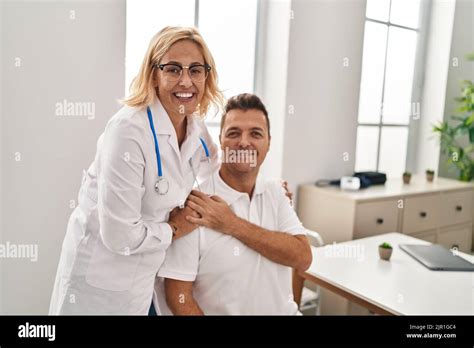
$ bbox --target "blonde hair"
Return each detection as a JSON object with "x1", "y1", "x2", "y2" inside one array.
[{"x1": 122, "y1": 26, "x2": 224, "y2": 117}]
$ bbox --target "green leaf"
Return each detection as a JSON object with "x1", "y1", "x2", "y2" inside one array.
[
  {"x1": 465, "y1": 144, "x2": 474, "y2": 153},
  {"x1": 457, "y1": 105, "x2": 468, "y2": 113},
  {"x1": 433, "y1": 121, "x2": 448, "y2": 133},
  {"x1": 470, "y1": 128, "x2": 474, "y2": 143},
  {"x1": 454, "y1": 125, "x2": 467, "y2": 136},
  {"x1": 466, "y1": 52, "x2": 474, "y2": 61},
  {"x1": 466, "y1": 114, "x2": 474, "y2": 125},
  {"x1": 435, "y1": 71, "x2": 474, "y2": 180}
]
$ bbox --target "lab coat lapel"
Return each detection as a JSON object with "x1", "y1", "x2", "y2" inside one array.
[
  {"x1": 180, "y1": 115, "x2": 204, "y2": 166},
  {"x1": 149, "y1": 96, "x2": 205, "y2": 178},
  {"x1": 150, "y1": 97, "x2": 181, "y2": 162}
]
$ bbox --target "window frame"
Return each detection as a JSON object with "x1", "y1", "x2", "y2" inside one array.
[
  {"x1": 195, "y1": 0, "x2": 260, "y2": 131},
  {"x1": 125, "y1": 0, "x2": 260, "y2": 134},
  {"x1": 356, "y1": 0, "x2": 431, "y2": 175}
]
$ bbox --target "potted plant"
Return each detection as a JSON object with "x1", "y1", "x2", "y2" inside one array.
[
  {"x1": 379, "y1": 242, "x2": 393, "y2": 261},
  {"x1": 433, "y1": 52, "x2": 474, "y2": 182},
  {"x1": 426, "y1": 169, "x2": 435, "y2": 182},
  {"x1": 403, "y1": 171, "x2": 412, "y2": 184}
]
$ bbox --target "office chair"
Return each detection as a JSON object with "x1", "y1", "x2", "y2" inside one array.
[{"x1": 298, "y1": 230, "x2": 324, "y2": 315}]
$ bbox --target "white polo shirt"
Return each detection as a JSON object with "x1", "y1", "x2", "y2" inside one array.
[{"x1": 155, "y1": 171, "x2": 307, "y2": 315}]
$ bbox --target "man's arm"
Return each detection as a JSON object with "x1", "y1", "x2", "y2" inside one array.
[
  {"x1": 186, "y1": 191, "x2": 312, "y2": 272},
  {"x1": 226, "y1": 217, "x2": 311, "y2": 271},
  {"x1": 164, "y1": 278, "x2": 203, "y2": 315}
]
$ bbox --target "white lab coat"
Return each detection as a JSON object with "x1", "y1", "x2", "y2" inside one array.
[{"x1": 49, "y1": 96, "x2": 218, "y2": 315}]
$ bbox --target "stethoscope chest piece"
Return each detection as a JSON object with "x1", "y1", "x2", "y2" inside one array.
[
  {"x1": 155, "y1": 177, "x2": 169, "y2": 195},
  {"x1": 146, "y1": 105, "x2": 210, "y2": 197}
]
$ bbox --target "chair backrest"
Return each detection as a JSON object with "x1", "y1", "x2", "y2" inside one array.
[{"x1": 306, "y1": 230, "x2": 324, "y2": 247}]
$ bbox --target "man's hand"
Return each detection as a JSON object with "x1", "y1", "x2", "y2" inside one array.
[
  {"x1": 282, "y1": 180, "x2": 293, "y2": 206},
  {"x1": 185, "y1": 190, "x2": 238, "y2": 234},
  {"x1": 168, "y1": 206, "x2": 199, "y2": 240}
]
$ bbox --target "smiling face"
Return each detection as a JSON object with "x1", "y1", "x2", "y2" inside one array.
[
  {"x1": 154, "y1": 39, "x2": 206, "y2": 119},
  {"x1": 220, "y1": 109, "x2": 271, "y2": 174}
]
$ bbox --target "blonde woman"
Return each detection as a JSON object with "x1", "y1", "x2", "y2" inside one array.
[{"x1": 49, "y1": 26, "x2": 224, "y2": 315}]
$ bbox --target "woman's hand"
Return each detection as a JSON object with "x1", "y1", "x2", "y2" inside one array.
[
  {"x1": 185, "y1": 190, "x2": 238, "y2": 234},
  {"x1": 168, "y1": 206, "x2": 200, "y2": 240}
]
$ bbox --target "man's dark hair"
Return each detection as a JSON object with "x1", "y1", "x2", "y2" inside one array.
[{"x1": 220, "y1": 93, "x2": 270, "y2": 137}]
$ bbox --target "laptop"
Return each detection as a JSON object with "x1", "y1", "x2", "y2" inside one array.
[{"x1": 399, "y1": 244, "x2": 474, "y2": 271}]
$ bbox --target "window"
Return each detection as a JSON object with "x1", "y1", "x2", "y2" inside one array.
[
  {"x1": 125, "y1": 0, "x2": 195, "y2": 92},
  {"x1": 126, "y1": 0, "x2": 259, "y2": 144},
  {"x1": 355, "y1": 0, "x2": 424, "y2": 178}
]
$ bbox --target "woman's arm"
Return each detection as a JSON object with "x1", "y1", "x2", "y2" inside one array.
[{"x1": 96, "y1": 117, "x2": 178, "y2": 255}]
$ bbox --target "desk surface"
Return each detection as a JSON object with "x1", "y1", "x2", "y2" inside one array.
[{"x1": 302, "y1": 233, "x2": 473, "y2": 315}]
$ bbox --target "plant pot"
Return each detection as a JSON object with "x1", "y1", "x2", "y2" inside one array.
[
  {"x1": 426, "y1": 173, "x2": 434, "y2": 182},
  {"x1": 403, "y1": 175, "x2": 411, "y2": 184},
  {"x1": 379, "y1": 246, "x2": 393, "y2": 261}
]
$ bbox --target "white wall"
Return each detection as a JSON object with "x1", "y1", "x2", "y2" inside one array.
[
  {"x1": 255, "y1": 0, "x2": 292, "y2": 180},
  {"x1": 415, "y1": 0, "x2": 456, "y2": 176},
  {"x1": 438, "y1": 0, "x2": 474, "y2": 179},
  {"x1": 282, "y1": 0, "x2": 366, "y2": 202},
  {"x1": 0, "y1": 0, "x2": 4, "y2": 314},
  {"x1": 1, "y1": 0, "x2": 125, "y2": 314}
]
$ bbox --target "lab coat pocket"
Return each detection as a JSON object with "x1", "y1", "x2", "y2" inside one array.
[{"x1": 85, "y1": 238, "x2": 141, "y2": 292}]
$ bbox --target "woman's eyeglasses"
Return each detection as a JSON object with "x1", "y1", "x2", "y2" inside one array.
[{"x1": 156, "y1": 63, "x2": 211, "y2": 83}]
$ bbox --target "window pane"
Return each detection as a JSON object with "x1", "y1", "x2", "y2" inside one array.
[
  {"x1": 366, "y1": 0, "x2": 390, "y2": 22},
  {"x1": 355, "y1": 126, "x2": 380, "y2": 172},
  {"x1": 382, "y1": 27, "x2": 417, "y2": 125},
  {"x1": 199, "y1": 0, "x2": 257, "y2": 101},
  {"x1": 390, "y1": 0, "x2": 422, "y2": 29},
  {"x1": 125, "y1": 0, "x2": 195, "y2": 93},
  {"x1": 378, "y1": 126, "x2": 408, "y2": 178},
  {"x1": 358, "y1": 22, "x2": 387, "y2": 124}
]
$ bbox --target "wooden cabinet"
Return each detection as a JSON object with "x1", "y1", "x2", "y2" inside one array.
[
  {"x1": 439, "y1": 190, "x2": 472, "y2": 227},
  {"x1": 355, "y1": 200, "x2": 399, "y2": 238},
  {"x1": 411, "y1": 229, "x2": 437, "y2": 243},
  {"x1": 297, "y1": 176, "x2": 474, "y2": 253},
  {"x1": 438, "y1": 225, "x2": 472, "y2": 251},
  {"x1": 402, "y1": 194, "x2": 440, "y2": 234}
]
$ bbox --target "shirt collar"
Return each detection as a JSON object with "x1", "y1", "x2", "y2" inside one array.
[{"x1": 213, "y1": 170, "x2": 267, "y2": 207}]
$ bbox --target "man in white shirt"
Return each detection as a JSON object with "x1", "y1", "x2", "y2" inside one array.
[{"x1": 155, "y1": 93, "x2": 312, "y2": 315}]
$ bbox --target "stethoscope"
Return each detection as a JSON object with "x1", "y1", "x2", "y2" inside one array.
[{"x1": 146, "y1": 106, "x2": 211, "y2": 195}]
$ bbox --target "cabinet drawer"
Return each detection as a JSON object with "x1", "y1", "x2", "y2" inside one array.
[
  {"x1": 438, "y1": 225, "x2": 472, "y2": 253},
  {"x1": 439, "y1": 190, "x2": 473, "y2": 227},
  {"x1": 402, "y1": 194, "x2": 440, "y2": 234},
  {"x1": 355, "y1": 200, "x2": 399, "y2": 238},
  {"x1": 411, "y1": 229, "x2": 437, "y2": 243}
]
